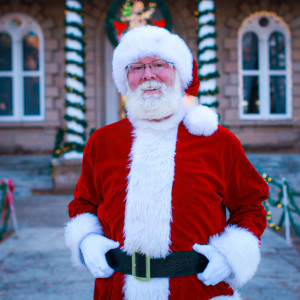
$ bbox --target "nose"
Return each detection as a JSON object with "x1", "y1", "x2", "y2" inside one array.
[{"x1": 142, "y1": 64, "x2": 156, "y2": 80}]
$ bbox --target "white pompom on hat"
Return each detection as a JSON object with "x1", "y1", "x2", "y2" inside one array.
[{"x1": 112, "y1": 25, "x2": 193, "y2": 95}]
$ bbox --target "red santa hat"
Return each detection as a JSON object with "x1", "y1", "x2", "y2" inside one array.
[{"x1": 112, "y1": 25, "x2": 198, "y2": 96}]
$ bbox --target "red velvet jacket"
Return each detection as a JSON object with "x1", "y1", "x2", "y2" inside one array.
[{"x1": 66, "y1": 106, "x2": 268, "y2": 300}]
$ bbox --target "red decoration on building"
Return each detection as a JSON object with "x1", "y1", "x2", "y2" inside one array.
[
  {"x1": 153, "y1": 19, "x2": 166, "y2": 27},
  {"x1": 113, "y1": 21, "x2": 128, "y2": 42}
]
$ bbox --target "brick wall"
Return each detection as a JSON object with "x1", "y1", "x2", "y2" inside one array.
[
  {"x1": 0, "y1": 1, "x2": 65, "y2": 153},
  {"x1": 0, "y1": 0, "x2": 299, "y2": 153},
  {"x1": 215, "y1": 0, "x2": 300, "y2": 151}
]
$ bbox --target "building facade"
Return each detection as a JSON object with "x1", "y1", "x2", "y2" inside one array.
[{"x1": 0, "y1": 0, "x2": 299, "y2": 154}]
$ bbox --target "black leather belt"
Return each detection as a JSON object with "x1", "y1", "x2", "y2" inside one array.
[{"x1": 105, "y1": 248, "x2": 209, "y2": 281}]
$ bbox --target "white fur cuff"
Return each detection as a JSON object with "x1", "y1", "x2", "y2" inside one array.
[
  {"x1": 209, "y1": 225, "x2": 260, "y2": 289},
  {"x1": 65, "y1": 213, "x2": 103, "y2": 268},
  {"x1": 211, "y1": 291, "x2": 241, "y2": 300}
]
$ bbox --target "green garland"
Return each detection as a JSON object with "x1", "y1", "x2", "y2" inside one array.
[
  {"x1": 195, "y1": 7, "x2": 216, "y2": 18},
  {"x1": 64, "y1": 85, "x2": 86, "y2": 98},
  {"x1": 0, "y1": 183, "x2": 11, "y2": 240},
  {"x1": 64, "y1": 21, "x2": 85, "y2": 34},
  {"x1": 52, "y1": 0, "x2": 87, "y2": 158},
  {"x1": 64, "y1": 48, "x2": 86, "y2": 58},
  {"x1": 64, "y1": 34, "x2": 86, "y2": 47},
  {"x1": 198, "y1": 87, "x2": 219, "y2": 96},
  {"x1": 198, "y1": 57, "x2": 218, "y2": 67},
  {"x1": 52, "y1": 128, "x2": 65, "y2": 158},
  {"x1": 202, "y1": 101, "x2": 219, "y2": 108},
  {"x1": 198, "y1": 20, "x2": 215, "y2": 28},
  {"x1": 64, "y1": 6, "x2": 84, "y2": 16},
  {"x1": 262, "y1": 173, "x2": 300, "y2": 238},
  {"x1": 64, "y1": 115, "x2": 87, "y2": 127},
  {"x1": 197, "y1": 33, "x2": 217, "y2": 43},
  {"x1": 198, "y1": 45, "x2": 218, "y2": 55},
  {"x1": 198, "y1": 71, "x2": 220, "y2": 81},
  {"x1": 65, "y1": 100, "x2": 86, "y2": 112},
  {"x1": 65, "y1": 72, "x2": 86, "y2": 84},
  {"x1": 65, "y1": 128, "x2": 86, "y2": 140},
  {"x1": 63, "y1": 141, "x2": 85, "y2": 153}
]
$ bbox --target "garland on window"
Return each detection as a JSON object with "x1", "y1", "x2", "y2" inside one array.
[
  {"x1": 195, "y1": 0, "x2": 219, "y2": 110},
  {"x1": 60, "y1": 0, "x2": 87, "y2": 160},
  {"x1": 0, "y1": 180, "x2": 16, "y2": 241}
]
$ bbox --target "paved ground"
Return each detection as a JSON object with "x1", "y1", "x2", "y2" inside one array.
[{"x1": 0, "y1": 154, "x2": 299, "y2": 299}]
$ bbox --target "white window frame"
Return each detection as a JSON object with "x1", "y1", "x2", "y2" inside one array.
[
  {"x1": 238, "y1": 11, "x2": 292, "y2": 120},
  {"x1": 0, "y1": 13, "x2": 45, "y2": 122}
]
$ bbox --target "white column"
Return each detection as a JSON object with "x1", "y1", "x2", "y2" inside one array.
[
  {"x1": 63, "y1": 0, "x2": 86, "y2": 160},
  {"x1": 197, "y1": 0, "x2": 219, "y2": 111}
]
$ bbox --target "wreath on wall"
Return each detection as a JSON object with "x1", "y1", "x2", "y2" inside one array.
[{"x1": 105, "y1": 0, "x2": 172, "y2": 47}]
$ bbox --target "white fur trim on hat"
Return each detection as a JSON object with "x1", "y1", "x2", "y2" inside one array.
[
  {"x1": 65, "y1": 213, "x2": 103, "y2": 268},
  {"x1": 112, "y1": 25, "x2": 193, "y2": 95},
  {"x1": 209, "y1": 225, "x2": 261, "y2": 289},
  {"x1": 183, "y1": 105, "x2": 219, "y2": 136}
]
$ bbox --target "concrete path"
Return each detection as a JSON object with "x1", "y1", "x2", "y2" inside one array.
[{"x1": 0, "y1": 154, "x2": 299, "y2": 299}]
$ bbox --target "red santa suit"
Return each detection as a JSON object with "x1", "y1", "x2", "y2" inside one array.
[{"x1": 65, "y1": 104, "x2": 269, "y2": 300}]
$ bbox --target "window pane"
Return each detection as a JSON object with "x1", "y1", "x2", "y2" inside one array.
[
  {"x1": 23, "y1": 32, "x2": 39, "y2": 71},
  {"x1": 269, "y1": 32, "x2": 285, "y2": 70},
  {"x1": 242, "y1": 32, "x2": 259, "y2": 70},
  {"x1": 0, "y1": 77, "x2": 13, "y2": 116},
  {"x1": 243, "y1": 76, "x2": 259, "y2": 114},
  {"x1": 0, "y1": 33, "x2": 12, "y2": 71},
  {"x1": 270, "y1": 76, "x2": 286, "y2": 114},
  {"x1": 24, "y1": 77, "x2": 40, "y2": 115}
]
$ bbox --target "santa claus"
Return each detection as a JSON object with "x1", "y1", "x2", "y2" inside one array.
[{"x1": 65, "y1": 25, "x2": 269, "y2": 300}]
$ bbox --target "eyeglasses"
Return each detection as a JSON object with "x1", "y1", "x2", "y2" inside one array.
[{"x1": 125, "y1": 60, "x2": 175, "y2": 74}]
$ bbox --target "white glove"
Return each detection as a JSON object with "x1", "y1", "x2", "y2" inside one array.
[
  {"x1": 80, "y1": 233, "x2": 120, "y2": 278},
  {"x1": 193, "y1": 244, "x2": 233, "y2": 286}
]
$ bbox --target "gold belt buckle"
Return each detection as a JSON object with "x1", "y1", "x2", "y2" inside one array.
[{"x1": 132, "y1": 250, "x2": 151, "y2": 281}]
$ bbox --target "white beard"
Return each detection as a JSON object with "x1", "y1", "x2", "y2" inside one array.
[{"x1": 125, "y1": 72, "x2": 184, "y2": 120}]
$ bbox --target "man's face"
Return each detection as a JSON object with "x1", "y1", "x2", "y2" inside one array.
[
  {"x1": 125, "y1": 55, "x2": 183, "y2": 121},
  {"x1": 127, "y1": 56, "x2": 176, "y2": 95}
]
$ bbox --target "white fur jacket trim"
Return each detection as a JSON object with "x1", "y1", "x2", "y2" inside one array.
[
  {"x1": 209, "y1": 225, "x2": 261, "y2": 289},
  {"x1": 211, "y1": 291, "x2": 241, "y2": 300},
  {"x1": 65, "y1": 213, "x2": 103, "y2": 268}
]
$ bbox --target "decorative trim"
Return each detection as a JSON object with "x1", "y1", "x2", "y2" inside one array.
[
  {"x1": 211, "y1": 291, "x2": 241, "y2": 300},
  {"x1": 209, "y1": 225, "x2": 261, "y2": 289},
  {"x1": 65, "y1": 213, "x2": 103, "y2": 268},
  {"x1": 123, "y1": 116, "x2": 179, "y2": 299},
  {"x1": 61, "y1": 0, "x2": 87, "y2": 159},
  {"x1": 196, "y1": 0, "x2": 220, "y2": 110}
]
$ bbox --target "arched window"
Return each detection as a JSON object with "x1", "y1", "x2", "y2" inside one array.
[
  {"x1": 238, "y1": 12, "x2": 292, "y2": 120},
  {"x1": 0, "y1": 13, "x2": 45, "y2": 121}
]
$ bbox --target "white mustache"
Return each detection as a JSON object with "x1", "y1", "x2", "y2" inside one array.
[{"x1": 138, "y1": 80, "x2": 164, "y2": 91}]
